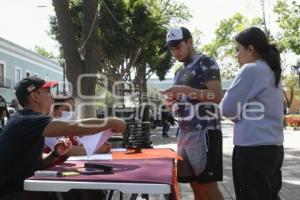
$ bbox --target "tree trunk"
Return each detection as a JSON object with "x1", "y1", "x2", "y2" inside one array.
[
  {"x1": 53, "y1": 0, "x2": 100, "y2": 118},
  {"x1": 80, "y1": 0, "x2": 100, "y2": 117},
  {"x1": 136, "y1": 65, "x2": 149, "y2": 121},
  {"x1": 52, "y1": 0, "x2": 82, "y2": 98},
  {"x1": 283, "y1": 89, "x2": 293, "y2": 114}
]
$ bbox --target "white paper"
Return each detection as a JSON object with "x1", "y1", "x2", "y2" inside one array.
[
  {"x1": 77, "y1": 129, "x2": 113, "y2": 156},
  {"x1": 44, "y1": 137, "x2": 63, "y2": 151},
  {"x1": 111, "y1": 148, "x2": 127, "y2": 152},
  {"x1": 67, "y1": 153, "x2": 112, "y2": 161}
]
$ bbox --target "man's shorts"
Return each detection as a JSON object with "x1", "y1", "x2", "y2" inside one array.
[{"x1": 177, "y1": 129, "x2": 223, "y2": 183}]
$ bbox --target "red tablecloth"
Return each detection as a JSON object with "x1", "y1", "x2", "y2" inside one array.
[
  {"x1": 30, "y1": 158, "x2": 173, "y2": 185},
  {"x1": 28, "y1": 148, "x2": 179, "y2": 200}
]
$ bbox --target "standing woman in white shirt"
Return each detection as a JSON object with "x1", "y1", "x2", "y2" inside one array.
[{"x1": 220, "y1": 27, "x2": 284, "y2": 200}]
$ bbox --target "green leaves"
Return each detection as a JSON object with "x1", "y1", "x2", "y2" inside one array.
[
  {"x1": 274, "y1": 0, "x2": 300, "y2": 54},
  {"x1": 50, "y1": 0, "x2": 190, "y2": 83},
  {"x1": 202, "y1": 13, "x2": 263, "y2": 79}
]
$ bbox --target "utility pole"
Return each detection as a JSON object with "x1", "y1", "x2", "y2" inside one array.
[{"x1": 63, "y1": 63, "x2": 66, "y2": 93}]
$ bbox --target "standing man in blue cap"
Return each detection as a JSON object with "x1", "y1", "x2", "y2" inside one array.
[{"x1": 163, "y1": 27, "x2": 223, "y2": 200}]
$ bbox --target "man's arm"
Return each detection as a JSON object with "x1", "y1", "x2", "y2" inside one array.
[
  {"x1": 38, "y1": 152, "x2": 68, "y2": 169},
  {"x1": 42, "y1": 117, "x2": 126, "y2": 137},
  {"x1": 188, "y1": 80, "x2": 222, "y2": 103},
  {"x1": 66, "y1": 145, "x2": 86, "y2": 156},
  {"x1": 37, "y1": 139, "x2": 72, "y2": 169},
  {"x1": 163, "y1": 80, "x2": 222, "y2": 103}
]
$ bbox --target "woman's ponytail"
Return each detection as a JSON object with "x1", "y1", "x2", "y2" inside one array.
[{"x1": 261, "y1": 44, "x2": 282, "y2": 87}]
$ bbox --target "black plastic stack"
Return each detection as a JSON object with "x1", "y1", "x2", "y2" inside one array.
[
  {"x1": 105, "y1": 107, "x2": 152, "y2": 148},
  {"x1": 122, "y1": 119, "x2": 152, "y2": 148}
]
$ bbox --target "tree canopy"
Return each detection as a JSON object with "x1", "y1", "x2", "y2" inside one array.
[
  {"x1": 274, "y1": 0, "x2": 300, "y2": 54},
  {"x1": 50, "y1": 0, "x2": 190, "y2": 85},
  {"x1": 202, "y1": 13, "x2": 263, "y2": 79},
  {"x1": 50, "y1": 0, "x2": 190, "y2": 116}
]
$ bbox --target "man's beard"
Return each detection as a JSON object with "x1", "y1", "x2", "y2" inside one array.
[{"x1": 182, "y1": 49, "x2": 193, "y2": 65}]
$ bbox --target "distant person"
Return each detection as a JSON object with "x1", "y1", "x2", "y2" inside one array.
[
  {"x1": 0, "y1": 76, "x2": 126, "y2": 200},
  {"x1": 0, "y1": 95, "x2": 10, "y2": 133},
  {"x1": 220, "y1": 27, "x2": 284, "y2": 200},
  {"x1": 163, "y1": 27, "x2": 223, "y2": 200},
  {"x1": 161, "y1": 105, "x2": 175, "y2": 138}
]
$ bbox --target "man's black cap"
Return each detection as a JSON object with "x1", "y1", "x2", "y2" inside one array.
[{"x1": 15, "y1": 76, "x2": 58, "y2": 106}]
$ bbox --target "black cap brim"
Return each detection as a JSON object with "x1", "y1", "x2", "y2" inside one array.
[{"x1": 164, "y1": 39, "x2": 183, "y2": 51}]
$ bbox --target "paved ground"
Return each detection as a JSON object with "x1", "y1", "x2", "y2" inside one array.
[{"x1": 112, "y1": 121, "x2": 300, "y2": 199}]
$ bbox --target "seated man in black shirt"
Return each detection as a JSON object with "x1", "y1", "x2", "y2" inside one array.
[{"x1": 0, "y1": 76, "x2": 126, "y2": 200}]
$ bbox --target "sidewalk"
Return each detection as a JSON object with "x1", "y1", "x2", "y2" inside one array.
[
  {"x1": 151, "y1": 121, "x2": 300, "y2": 200},
  {"x1": 111, "y1": 121, "x2": 300, "y2": 199}
]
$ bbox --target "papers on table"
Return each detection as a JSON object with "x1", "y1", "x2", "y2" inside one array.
[
  {"x1": 77, "y1": 129, "x2": 113, "y2": 156},
  {"x1": 44, "y1": 137, "x2": 62, "y2": 151},
  {"x1": 44, "y1": 129, "x2": 113, "y2": 157},
  {"x1": 67, "y1": 153, "x2": 112, "y2": 161},
  {"x1": 66, "y1": 148, "x2": 127, "y2": 161},
  {"x1": 111, "y1": 148, "x2": 127, "y2": 152}
]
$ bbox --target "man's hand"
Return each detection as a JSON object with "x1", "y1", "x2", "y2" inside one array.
[
  {"x1": 163, "y1": 81, "x2": 222, "y2": 103},
  {"x1": 163, "y1": 85, "x2": 190, "y2": 109},
  {"x1": 163, "y1": 95, "x2": 177, "y2": 110},
  {"x1": 163, "y1": 85, "x2": 189, "y2": 98},
  {"x1": 54, "y1": 138, "x2": 73, "y2": 157},
  {"x1": 110, "y1": 118, "x2": 126, "y2": 135},
  {"x1": 98, "y1": 142, "x2": 112, "y2": 153}
]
